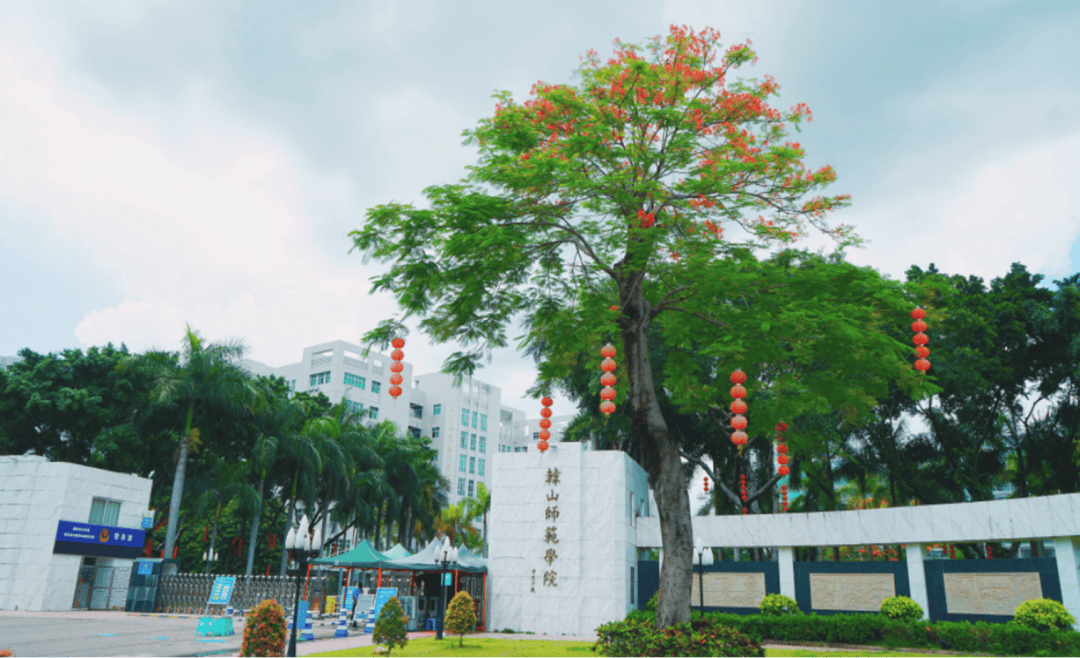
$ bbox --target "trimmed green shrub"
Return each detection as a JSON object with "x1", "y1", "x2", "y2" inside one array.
[
  {"x1": 372, "y1": 596, "x2": 409, "y2": 656},
  {"x1": 1014, "y1": 598, "x2": 1076, "y2": 632},
  {"x1": 593, "y1": 617, "x2": 763, "y2": 657},
  {"x1": 759, "y1": 593, "x2": 802, "y2": 616},
  {"x1": 645, "y1": 591, "x2": 658, "y2": 612},
  {"x1": 239, "y1": 598, "x2": 287, "y2": 657},
  {"x1": 880, "y1": 595, "x2": 924, "y2": 622},
  {"x1": 444, "y1": 590, "x2": 476, "y2": 647}
]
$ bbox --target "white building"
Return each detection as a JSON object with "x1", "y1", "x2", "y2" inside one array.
[
  {"x1": 241, "y1": 340, "x2": 531, "y2": 508},
  {"x1": 0, "y1": 456, "x2": 152, "y2": 611}
]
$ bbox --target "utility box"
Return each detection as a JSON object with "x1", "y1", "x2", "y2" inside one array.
[
  {"x1": 398, "y1": 596, "x2": 418, "y2": 631},
  {"x1": 124, "y1": 558, "x2": 178, "y2": 613}
]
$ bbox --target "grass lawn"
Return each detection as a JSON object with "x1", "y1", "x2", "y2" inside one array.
[{"x1": 310, "y1": 637, "x2": 959, "y2": 657}]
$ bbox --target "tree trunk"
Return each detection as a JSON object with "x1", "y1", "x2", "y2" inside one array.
[
  {"x1": 373, "y1": 503, "x2": 384, "y2": 552},
  {"x1": 618, "y1": 285, "x2": 692, "y2": 630},
  {"x1": 279, "y1": 499, "x2": 294, "y2": 576},
  {"x1": 164, "y1": 407, "x2": 195, "y2": 561},
  {"x1": 206, "y1": 503, "x2": 221, "y2": 574},
  {"x1": 245, "y1": 477, "x2": 265, "y2": 575},
  {"x1": 320, "y1": 494, "x2": 330, "y2": 558}
]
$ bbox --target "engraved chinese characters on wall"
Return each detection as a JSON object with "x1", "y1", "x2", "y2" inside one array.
[{"x1": 542, "y1": 468, "x2": 560, "y2": 588}]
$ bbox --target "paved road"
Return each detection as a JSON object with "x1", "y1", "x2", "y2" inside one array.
[{"x1": 0, "y1": 610, "x2": 355, "y2": 657}]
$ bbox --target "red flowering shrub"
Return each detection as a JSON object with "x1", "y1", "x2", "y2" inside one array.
[{"x1": 239, "y1": 598, "x2": 287, "y2": 657}]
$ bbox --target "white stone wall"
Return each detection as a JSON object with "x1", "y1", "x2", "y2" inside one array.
[
  {"x1": 0, "y1": 456, "x2": 152, "y2": 611},
  {"x1": 489, "y1": 444, "x2": 647, "y2": 636}
]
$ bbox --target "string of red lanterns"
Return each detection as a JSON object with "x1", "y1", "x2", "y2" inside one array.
[
  {"x1": 703, "y1": 476, "x2": 709, "y2": 494},
  {"x1": 388, "y1": 337, "x2": 405, "y2": 399},
  {"x1": 739, "y1": 473, "x2": 748, "y2": 515},
  {"x1": 730, "y1": 369, "x2": 748, "y2": 447},
  {"x1": 776, "y1": 421, "x2": 790, "y2": 512},
  {"x1": 538, "y1": 396, "x2": 553, "y2": 452},
  {"x1": 600, "y1": 344, "x2": 617, "y2": 416},
  {"x1": 911, "y1": 307, "x2": 930, "y2": 373}
]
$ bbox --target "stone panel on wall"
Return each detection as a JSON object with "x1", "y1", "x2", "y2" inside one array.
[
  {"x1": 690, "y1": 572, "x2": 766, "y2": 608},
  {"x1": 810, "y1": 573, "x2": 896, "y2": 612},
  {"x1": 943, "y1": 572, "x2": 1042, "y2": 616}
]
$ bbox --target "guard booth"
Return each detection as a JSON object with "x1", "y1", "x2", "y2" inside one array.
[{"x1": 124, "y1": 558, "x2": 179, "y2": 613}]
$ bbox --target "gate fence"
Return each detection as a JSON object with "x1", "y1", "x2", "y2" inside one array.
[
  {"x1": 73, "y1": 565, "x2": 130, "y2": 610},
  {"x1": 157, "y1": 573, "x2": 329, "y2": 613}
]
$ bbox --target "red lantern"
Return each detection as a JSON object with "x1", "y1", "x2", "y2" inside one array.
[
  {"x1": 730, "y1": 384, "x2": 746, "y2": 399},
  {"x1": 390, "y1": 361, "x2": 404, "y2": 373},
  {"x1": 540, "y1": 407, "x2": 553, "y2": 418},
  {"x1": 915, "y1": 346, "x2": 930, "y2": 358},
  {"x1": 601, "y1": 357, "x2": 617, "y2": 373},
  {"x1": 742, "y1": 508, "x2": 748, "y2": 515},
  {"x1": 915, "y1": 359, "x2": 931, "y2": 372},
  {"x1": 389, "y1": 373, "x2": 404, "y2": 386},
  {"x1": 600, "y1": 400, "x2": 616, "y2": 415},
  {"x1": 601, "y1": 344, "x2": 617, "y2": 358},
  {"x1": 392, "y1": 337, "x2": 405, "y2": 349},
  {"x1": 538, "y1": 440, "x2": 549, "y2": 452},
  {"x1": 730, "y1": 369, "x2": 746, "y2": 384},
  {"x1": 730, "y1": 400, "x2": 747, "y2": 414},
  {"x1": 600, "y1": 386, "x2": 616, "y2": 401},
  {"x1": 541, "y1": 396, "x2": 554, "y2": 407},
  {"x1": 390, "y1": 349, "x2": 404, "y2": 361},
  {"x1": 912, "y1": 333, "x2": 928, "y2": 346},
  {"x1": 600, "y1": 348, "x2": 617, "y2": 416},
  {"x1": 388, "y1": 385, "x2": 402, "y2": 398},
  {"x1": 704, "y1": 477, "x2": 709, "y2": 493},
  {"x1": 731, "y1": 431, "x2": 748, "y2": 445},
  {"x1": 776, "y1": 444, "x2": 789, "y2": 454},
  {"x1": 538, "y1": 397, "x2": 553, "y2": 451},
  {"x1": 911, "y1": 319, "x2": 927, "y2": 333},
  {"x1": 776, "y1": 422, "x2": 788, "y2": 433},
  {"x1": 538, "y1": 429, "x2": 551, "y2": 441},
  {"x1": 778, "y1": 466, "x2": 790, "y2": 476},
  {"x1": 539, "y1": 418, "x2": 552, "y2": 429},
  {"x1": 600, "y1": 372, "x2": 616, "y2": 387},
  {"x1": 911, "y1": 307, "x2": 926, "y2": 320},
  {"x1": 777, "y1": 454, "x2": 789, "y2": 465},
  {"x1": 731, "y1": 415, "x2": 748, "y2": 430},
  {"x1": 389, "y1": 340, "x2": 406, "y2": 399}
]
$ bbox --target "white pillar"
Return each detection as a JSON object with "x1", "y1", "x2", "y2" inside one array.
[
  {"x1": 778, "y1": 547, "x2": 796, "y2": 599},
  {"x1": 904, "y1": 543, "x2": 929, "y2": 620},
  {"x1": 1053, "y1": 537, "x2": 1080, "y2": 630},
  {"x1": 733, "y1": 547, "x2": 741, "y2": 562}
]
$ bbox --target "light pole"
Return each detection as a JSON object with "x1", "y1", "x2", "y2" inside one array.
[
  {"x1": 432, "y1": 536, "x2": 458, "y2": 641},
  {"x1": 286, "y1": 515, "x2": 322, "y2": 658},
  {"x1": 202, "y1": 548, "x2": 218, "y2": 574},
  {"x1": 693, "y1": 537, "x2": 713, "y2": 617}
]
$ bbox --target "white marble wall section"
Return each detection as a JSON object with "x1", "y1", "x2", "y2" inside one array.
[
  {"x1": 489, "y1": 445, "x2": 648, "y2": 636},
  {"x1": 0, "y1": 457, "x2": 152, "y2": 611},
  {"x1": 635, "y1": 493, "x2": 1080, "y2": 548}
]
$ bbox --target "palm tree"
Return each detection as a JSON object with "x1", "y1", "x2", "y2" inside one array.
[
  {"x1": 121, "y1": 325, "x2": 264, "y2": 561},
  {"x1": 189, "y1": 456, "x2": 255, "y2": 573},
  {"x1": 463, "y1": 482, "x2": 491, "y2": 556}
]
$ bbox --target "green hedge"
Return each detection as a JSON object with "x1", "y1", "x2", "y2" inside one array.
[{"x1": 624, "y1": 610, "x2": 1080, "y2": 656}]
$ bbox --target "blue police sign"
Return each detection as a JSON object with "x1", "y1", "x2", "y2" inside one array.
[
  {"x1": 53, "y1": 520, "x2": 145, "y2": 559},
  {"x1": 208, "y1": 576, "x2": 236, "y2": 605}
]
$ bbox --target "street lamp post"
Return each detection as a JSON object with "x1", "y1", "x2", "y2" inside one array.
[
  {"x1": 693, "y1": 537, "x2": 713, "y2": 617},
  {"x1": 286, "y1": 516, "x2": 322, "y2": 658},
  {"x1": 432, "y1": 536, "x2": 458, "y2": 641},
  {"x1": 202, "y1": 548, "x2": 218, "y2": 575}
]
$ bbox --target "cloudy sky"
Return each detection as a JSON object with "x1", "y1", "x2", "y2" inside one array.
[{"x1": 1, "y1": 0, "x2": 1078, "y2": 416}]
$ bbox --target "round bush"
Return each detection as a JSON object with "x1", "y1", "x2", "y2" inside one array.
[
  {"x1": 645, "y1": 591, "x2": 659, "y2": 612},
  {"x1": 239, "y1": 598, "x2": 287, "y2": 657},
  {"x1": 1014, "y1": 598, "x2": 1076, "y2": 631},
  {"x1": 759, "y1": 593, "x2": 801, "y2": 616},
  {"x1": 880, "y1": 595, "x2": 924, "y2": 622},
  {"x1": 373, "y1": 596, "x2": 409, "y2": 656}
]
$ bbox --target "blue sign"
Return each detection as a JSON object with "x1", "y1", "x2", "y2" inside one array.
[
  {"x1": 345, "y1": 587, "x2": 359, "y2": 611},
  {"x1": 365, "y1": 588, "x2": 397, "y2": 633},
  {"x1": 141, "y1": 517, "x2": 153, "y2": 529},
  {"x1": 443, "y1": 572, "x2": 452, "y2": 586},
  {"x1": 138, "y1": 562, "x2": 153, "y2": 575},
  {"x1": 54, "y1": 520, "x2": 145, "y2": 558},
  {"x1": 208, "y1": 577, "x2": 236, "y2": 605}
]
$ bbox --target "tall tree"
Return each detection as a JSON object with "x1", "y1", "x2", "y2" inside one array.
[
  {"x1": 120, "y1": 325, "x2": 264, "y2": 561},
  {"x1": 351, "y1": 26, "x2": 934, "y2": 626}
]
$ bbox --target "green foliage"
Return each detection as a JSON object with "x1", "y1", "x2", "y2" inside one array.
[
  {"x1": 593, "y1": 618, "x2": 763, "y2": 657},
  {"x1": 879, "y1": 596, "x2": 924, "y2": 622},
  {"x1": 372, "y1": 596, "x2": 409, "y2": 655},
  {"x1": 628, "y1": 610, "x2": 1080, "y2": 656},
  {"x1": 239, "y1": 598, "x2": 287, "y2": 657},
  {"x1": 645, "y1": 591, "x2": 659, "y2": 612},
  {"x1": 1014, "y1": 598, "x2": 1076, "y2": 632},
  {"x1": 444, "y1": 590, "x2": 477, "y2": 647},
  {"x1": 759, "y1": 593, "x2": 802, "y2": 616}
]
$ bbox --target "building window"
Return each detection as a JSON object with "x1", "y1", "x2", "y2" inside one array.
[
  {"x1": 345, "y1": 399, "x2": 364, "y2": 414},
  {"x1": 432, "y1": 427, "x2": 440, "y2": 439},
  {"x1": 433, "y1": 404, "x2": 442, "y2": 415},
  {"x1": 469, "y1": 457, "x2": 475, "y2": 474},
  {"x1": 89, "y1": 498, "x2": 121, "y2": 526},
  {"x1": 480, "y1": 414, "x2": 487, "y2": 431},
  {"x1": 289, "y1": 380, "x2": 296, "y2": 392},
  {"x1": 459, "y1": 456, "x2": 466, "y2": 473},
  {"x1": 470, "y1": 434, "x2": 477, "y2": 451},
  {"x1": 371, "y1": 381, "x2": 381, "y2": 394},
  {"x1": 461, "y1": 431, "x2": 468, "y2": 449},
  {"x1": 409, "y1": 427, "x2": 421, "y2": 439},
  {"x1": 532, "y1": 432, "x2": 539, "y2": 441},
  {"x1": 344, "y1": 372, "x2": 366, "y2": 389},
  {"x1": 478, "y1": 459, "x2": 485, "y2": 476},
  {"x1": 310, "y1": 371, "x2": 331, "y2": 386},
  {"x1": 472, "y1": 411, "x2": 478, "y2": 428},
  {"x1": 461, "y1": 408, "x2": 470, "y2": 424},
  {"x1": 458, "y1": 478, "x2": 465, "y2": 496},
  {"x1": 370, "y1": 407, "x2": 379, "y2": 420},
  {"x1": 479, "y1": 437, "x2": 486, "y2": 453},
  {"x1": 468, "y1": 480, "x2": 474, "y2": 497}
]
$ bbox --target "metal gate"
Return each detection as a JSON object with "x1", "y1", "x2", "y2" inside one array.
[{"x1": 73, "y1": 565, "x2": 130, "y2": 610}]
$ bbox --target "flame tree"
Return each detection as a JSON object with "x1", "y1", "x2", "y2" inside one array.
[{"x1": 351, "y1": 25, "x2": 934, "y2": 627}]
